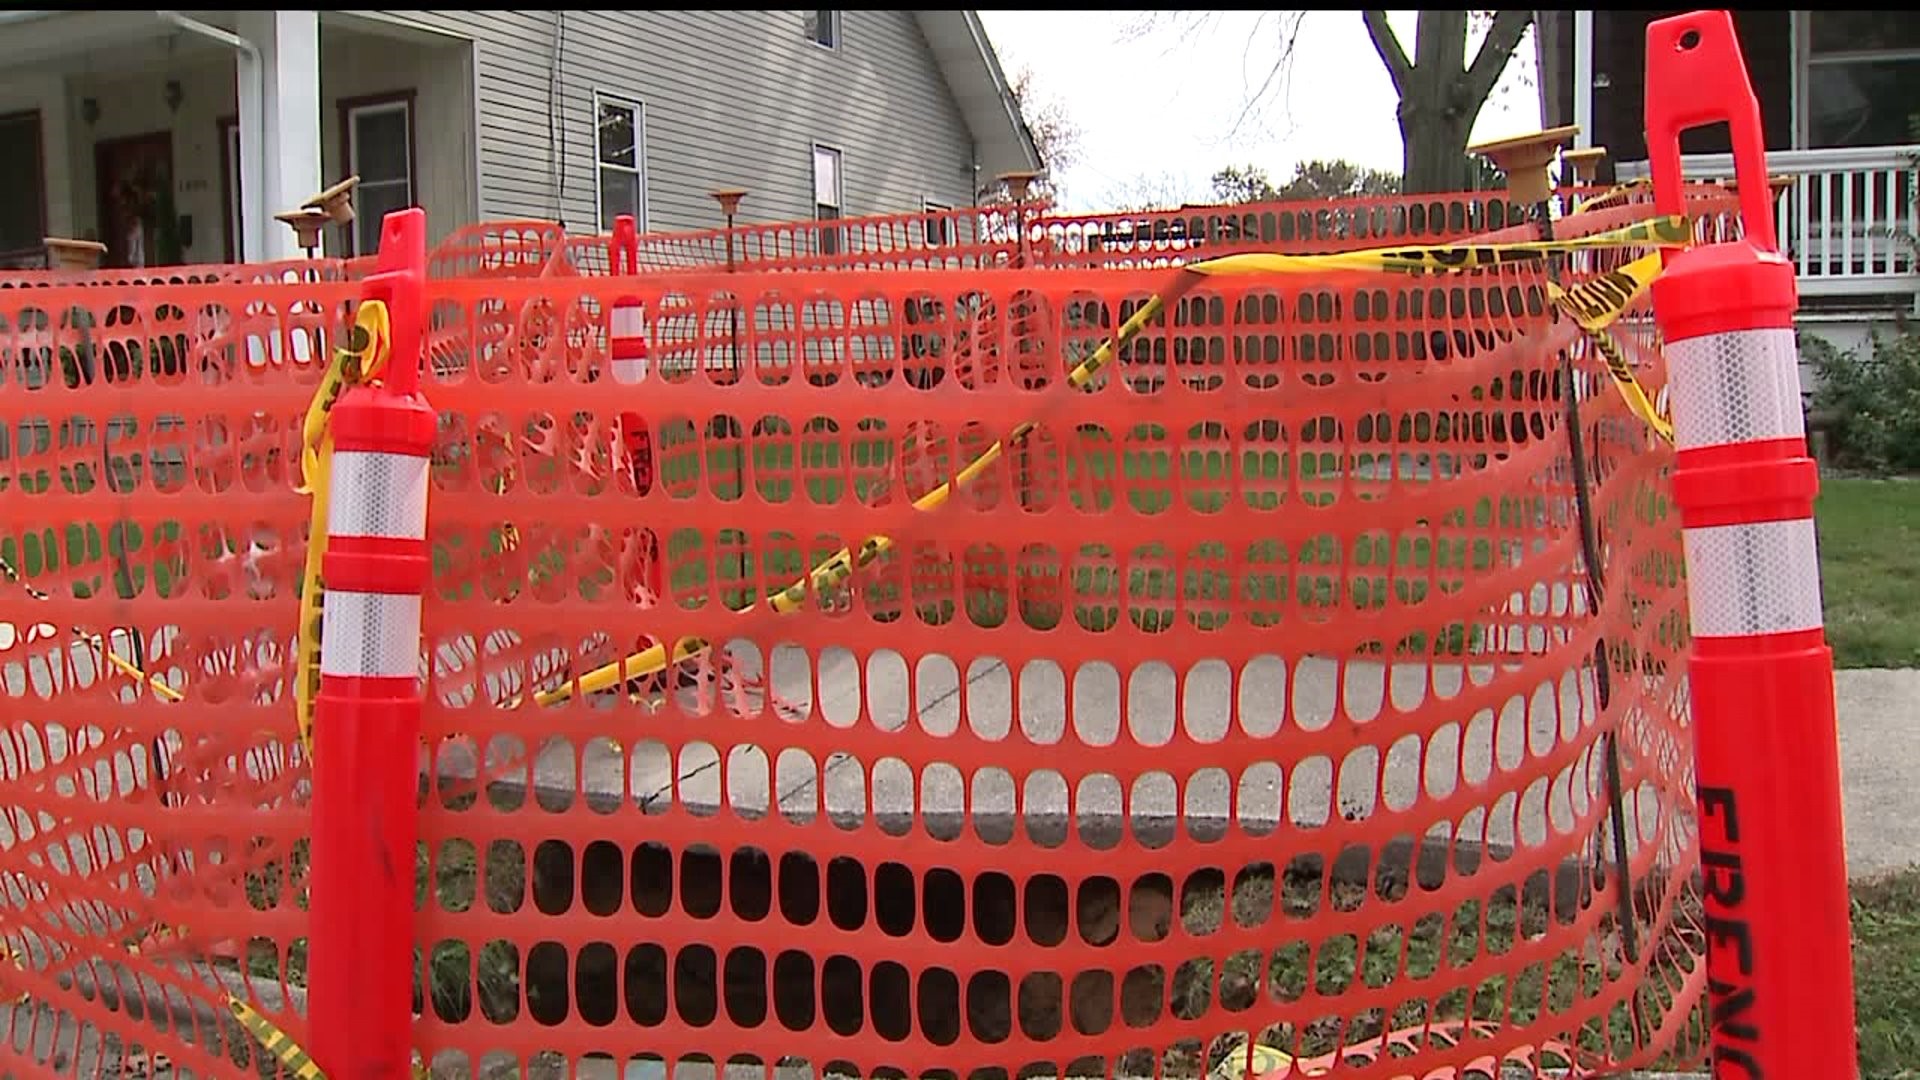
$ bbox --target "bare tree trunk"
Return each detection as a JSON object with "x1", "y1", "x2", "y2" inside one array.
[
  {"x1": 1365, "y1": 9, "x2": 1533, "y2": 195},
  {"x1": 1399, "y1": 106, "x2": 1476, "y2": 195}
]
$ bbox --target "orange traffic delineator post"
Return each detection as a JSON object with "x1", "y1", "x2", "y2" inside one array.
[
  {"x1": 1645, "y1": 10, "x2": 1859, "y2": 1078},
  {"x1": 306, "y1": 207, "x2": 434, "y2": 1078}
]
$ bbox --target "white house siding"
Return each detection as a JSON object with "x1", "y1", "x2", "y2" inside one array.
[
  {"x1": 375, "y1": 10, "x2": 978, "y2": 233},
  {"x1": 319, "y1": 27, "x2": 479, "y2": 252},
  {"x1": 24, "y1": 25, "x2": 475, "y2": 265}
]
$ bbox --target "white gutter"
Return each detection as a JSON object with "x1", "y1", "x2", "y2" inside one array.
[
  {"x1": 156, "y1": 10, "x2": 267, "y2": 263},
  {"x1": 1572, "y1": 10, "x2": 1594, "y2": 150}
]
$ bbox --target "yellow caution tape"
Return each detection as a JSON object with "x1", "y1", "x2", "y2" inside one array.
[
  {"x1": 294, "y1": 302, "x2": 392, "y2": 754},
  {"x1": 101, "y1": 933, "x2": 324, "y2": 1079},
  {"x1": 91, "y1": 633, "x2": 184, "y2": 702},
  {"x1": 1209, "y1": 1034, "x2": 1325, "y2": 1079},
  {"x1": 1187, "y1": 214, "x2": 1690, "y2": 279},
  {"x1": 1551, "y1": 249, "x2": 1664, "y2": 333},
  {"x1": 226, "y1": 995, "x2": 327, "y2": 1080},
  {"x1": 1573, "y1": 320, "x2": 1675, "y2": 443},
  {"x1": 1, "y1": 554, "x2": 184, "y2": 702},
  {"x1": 229, "y1": 992, "x2": 434, "y2": 1080},
  {"x1": 1571, "y1": 176, "x2": 1653, "y2": 216},
  {"x1": 1190, "y1": 215, "x2": 1681, "y2": 441},
  {"x1": 1543, "y1": 249, "x2": 1676, "y2": 442},
  {"x1": 1, "y1": 942, "x2": 25, "y2": 1006}
]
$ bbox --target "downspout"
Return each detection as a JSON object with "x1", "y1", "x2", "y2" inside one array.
[
  {"x1": 1572, "y1": 10, "x2": 1594, "y2": 150},
  {"x1": 970, "y1": 138, "x2": 981, "y2": 207},
  {"x1": 156, "y1": 10, "x2": 267, "y2": 262}
]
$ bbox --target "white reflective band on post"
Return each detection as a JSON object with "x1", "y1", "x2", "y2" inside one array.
[
  {"x1": 1665, "y1": 327, "x2": 1806, "y2": 451},
  {"x1": 611, "y1": 306, "x2": 646, "y2": 338},
  {"x1": 328, "y1": 451, "x2": 430, "y2": 540},
  {"x1": 320, "y1": 591, "x2": 423, "y2": 678},
  {"x1": 1682, "y1": 517, "x2": 1824, "y2": 637},
  {"x1": 611, "y1": 358, "x2": 650, "y2": 384}
]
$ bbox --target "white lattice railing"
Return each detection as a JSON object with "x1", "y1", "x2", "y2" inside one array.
[{"x1": 1620, "y1": 145, "x2": 1920, "y2": 299}]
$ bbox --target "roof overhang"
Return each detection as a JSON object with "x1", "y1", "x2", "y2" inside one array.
[
  {"x1": 0, "y1": 10, "x2": 210, "y2": 71},
  {"x1": 914, "y1": 11, "x2": 1044, "y2": 182}
]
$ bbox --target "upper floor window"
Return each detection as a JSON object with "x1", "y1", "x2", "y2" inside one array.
[
  {"x1": 1806, "y1": 11, "x2": 1920, "y2": 147},
  {"x1": 813, "y1": 145, "x2": 843, "y2": 255},
  {"x1": 596, "y1": 93, "x2": 647, "y2": 232},
  {"x1": 808, "y1": 10, "x2": 839, "y2": 49},
  {"x1": 923, "y1": 199, "x2": 953, "y2": 247},
  {"x1": 342, "y1": 93, "x2": 416, "y2": 257}
]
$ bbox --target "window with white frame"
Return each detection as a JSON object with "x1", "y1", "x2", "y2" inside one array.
[
  {"x1": 807, "y1": 10, "x2": 839, "y2": 49},
  {"x1": 1806, "y1": 11, "x2": 1920, "y2": 148},
  {"x1": 596, "y1": 93, "x2": 646, "y2": 232},
  {"x1": 344, "y1": 94, "x2": 415, "y2": 256},
  {"x1": 813, "y1": 145, "x2": 843, "y2": 255},
  {"x1": 922, "y1": 199, "x2": 953, "y2": 247}
]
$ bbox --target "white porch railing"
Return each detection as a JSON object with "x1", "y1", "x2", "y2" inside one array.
[{"x1": 1619, "y1": 145, "x2": 1920, "y2": 300}]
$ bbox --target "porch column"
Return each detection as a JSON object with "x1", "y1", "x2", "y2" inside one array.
[
  {"x1": 1572, "y1": 10, "x2": 1594, "y2": 149},
  {"x1": 235, "y1": 11, "x2": 322, "y2": 262}
]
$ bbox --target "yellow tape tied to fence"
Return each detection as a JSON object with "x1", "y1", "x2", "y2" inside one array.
[
  {"x1": 293, "y1": 300, "x2": 392, "y2": 754},
  {"x1": 523, "y1": 214, "x2": 1690, "y2": 706}
]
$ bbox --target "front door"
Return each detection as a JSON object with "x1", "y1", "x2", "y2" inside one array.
[{"x1": 94, "y1": 131, "x2": 174, "y2": 269}]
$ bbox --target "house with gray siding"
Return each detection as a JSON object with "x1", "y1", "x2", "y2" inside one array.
[{"x1": 0, "y1": 10, "x2": 1039, "y2": 268}]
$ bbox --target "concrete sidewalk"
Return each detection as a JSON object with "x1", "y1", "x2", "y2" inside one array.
[
  {"x1": 5, "y1": 619, "x2": 1915, "y2": 878},
  {"x1": 7, "y1": 614, "x2": 1912, "y2": 876},
  {"x1": 1836, "y1": 668, "x2": 1920, "y2": 880}
]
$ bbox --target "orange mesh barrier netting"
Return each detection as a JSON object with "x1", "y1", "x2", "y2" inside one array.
[
  {"x1": 2, "y1": 199, "x2": 1713, "y2": 1079},
  {"x1": 549, "y1": 193, "x2": 1536, "y2": 280}
]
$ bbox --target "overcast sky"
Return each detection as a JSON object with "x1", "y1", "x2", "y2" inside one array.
[{"x1": 976, "y1": 10, "x2": 1545, "y2": 212}]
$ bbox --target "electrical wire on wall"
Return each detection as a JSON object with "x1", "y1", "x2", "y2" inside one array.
[{"x1": 548, "y1": 11, "x2": 568, "y2": 226}]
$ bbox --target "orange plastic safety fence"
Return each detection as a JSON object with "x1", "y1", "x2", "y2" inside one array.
[
  {"x1": 2, "y1": 203, "x2": 1716, "y2": 1078},
  {"x1": 1019, "y1": 191, "x2": 1529, "y2": 269},
  {"x1": 550, "y1": 204, "x2": 1041, "y2": 279},
  {"x1": 549, "y1": 192, "x2": 1539, "y2": 282},
  {"x1": 402, "y1": 254, "x2": 1709, "y2": 1078},
  {"x1": 1, "y1": 274, "x2": 361, "y2": 1077},
  {"x1": 431, "y1": 222, "x2": 574, "y2": 283}
]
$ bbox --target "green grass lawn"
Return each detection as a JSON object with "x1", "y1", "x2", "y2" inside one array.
[
  {"x1": 10, "y1": 426, "x2": 1908, "y2": 671},
  {"x1": 1818, "y1": 476, "x2": 1920, "y2": 669},
  {"x1": 1818, "y1": 479, "x2": 1920, "y2": 1075},
  {"x1": 638, "y1": 426, "x2": 1508, "y2": 657},
  {"x1": 1854, "y1": 867, "x2": 1920, "y2": 1078}
]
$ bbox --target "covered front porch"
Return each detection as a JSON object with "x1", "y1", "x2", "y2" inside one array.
[
  {"x1": 1616, "y1": 145, "x2": 1920, "y2": 308},
  {"x1": 1564, "y1": 9, "x2": 1920, "y2": 310},
  {"x1": 0, "y1": 10, "x2": 477, "y2": 270}
]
